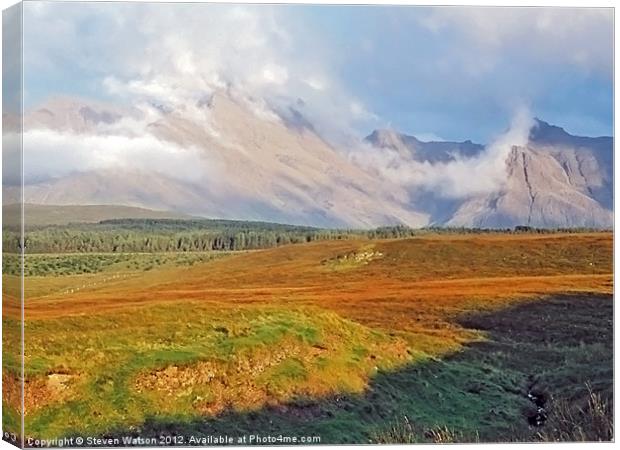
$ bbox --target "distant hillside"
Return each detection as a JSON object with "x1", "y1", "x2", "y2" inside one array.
[
  {"x1": 2, "y1": 204, "x2": 195, "y2": 228},
  {"x1": 445, "y1": 120, "x2": 613, "y2": 228},
  {"x1": 13, "y1": 94, "x2": 426, "y2": 228},
  {"x1": 365, "y1": 119, "x2": 613, "y2": 229},
  {"x1": 10, "y1": 93, "x2": 612, "y2": 229},
  {"x1": 365, "y1": 129, "x2": 484, "y2": 163}
]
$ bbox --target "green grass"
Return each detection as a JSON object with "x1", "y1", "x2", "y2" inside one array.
[
  {"x1": 260, "y1": 358, "x2": 309, "y2": 394},
  {"x1": 7, "y1": 293, "x2": 613, "y2": 443},
  {"x1": 98, "y1": 294, "x2": 611, "y2": 444},
  {"x1": 2, "y1": 252, "x2": 230, "y2": 277},
  {"x1": 13, "y1": 306, "x2": 410, "y2": 439},
  {"x1": 2, "y1": 235, "x2": 612, "y2": 443}
]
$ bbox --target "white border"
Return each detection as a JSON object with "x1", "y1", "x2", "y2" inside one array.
[{"x1": 0, "y1": 1, "x2": 616, "y2": 450}]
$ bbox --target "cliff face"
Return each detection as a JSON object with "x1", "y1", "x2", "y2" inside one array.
[
  {"x1": 366, "y1": 119, "x2": 613, "y2": 228},
  {"x1": 447, "y1": 145, "x2": 613, "y2": 228},
  {"x1": 13, "y1": 94, "x2": 428, "y2": 228},
  {"x1": 9, "y1": 93, "x2": 612, "y2": 229}
]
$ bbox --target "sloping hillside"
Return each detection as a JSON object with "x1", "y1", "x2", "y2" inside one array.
[{"x1": 2, "y1": 203, "x2": 194, "y2": 228}]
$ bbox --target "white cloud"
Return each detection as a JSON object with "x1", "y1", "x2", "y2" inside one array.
[
  {"x1": 303, "y1": 77, "x2": 327, "y2": 91},
  {"x1": 413, "y1": 132, "x2": 444, "y2": 143},
  {"x1": 419, "y1": 7, "x2": 613, "y2": 77},
  {"x1": 258, "y1": 64, "x2": 289, "y2": 86},
  {"x1": 20, "y1": 129, "x2": 211, "y2": 186},
  {"x1": 351, "y1": 108, "x2": 534, "y2": 199},
  {"x1": 23, "y1": 3, "x2": 377, "y2": 142},
  {"x1": 349, "y1": 101, "x2": 378, "y2": 122}
]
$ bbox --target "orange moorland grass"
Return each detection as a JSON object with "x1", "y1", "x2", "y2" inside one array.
[
  {"x1": 7, "y1": 232, "x2": 612, "y2": 355},
  {"x1": 14, "y1": 232, "x2": 612, "y2": 318},
  {"x1": 2, "y1": 232, "x2": 613, "y2": 437}
]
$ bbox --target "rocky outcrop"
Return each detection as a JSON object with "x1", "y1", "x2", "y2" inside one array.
[
  {"x1": 16, "y1": 94, "x2": 428, "y2": 228},
  {"x1": 14, "y1": 94, "x2": 612, "y2": 229},
  {"x1": 366, "y1": 120, "x2": 612, "y2": 229},
  {"x1": 447, "y1": 146, "x2": 613, "y2": 228}
]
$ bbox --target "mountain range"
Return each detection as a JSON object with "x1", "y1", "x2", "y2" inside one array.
[
  {"x1": 4, "y1": 92, "x2": 613, "y2": 229},
  {"x1": 365, "y1": 120, "x2": 613, "y2": 228}
]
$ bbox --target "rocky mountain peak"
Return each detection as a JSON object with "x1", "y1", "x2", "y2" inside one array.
[
  {"x1": 530, "y1": 118, "x2": 571, "y2": 143},
  {"x1": 367, "y1": 128, "x2": 414, "y2": 148},
  {"x1": 12, "y1": 93, "x2": 612, "y2": 229}
]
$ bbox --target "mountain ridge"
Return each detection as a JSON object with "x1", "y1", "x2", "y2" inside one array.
[
  {"x1": 2, "y1": 203, "x2": 196, "y2": 228},
  {"x1": 12, "y1": 93, "x2": 428, "y2": 228},
  {"x1": 364, "y1": 119, "x2": 612, "y2": 229},
  {"x1": 7, "y1": 94, "x2": 613, "y2": 229}
]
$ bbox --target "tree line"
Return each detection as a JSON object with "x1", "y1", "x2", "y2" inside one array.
[
  {"x1": 1, "y1": 219, "x2": 609, "y2": 254},
  {"x1": 2, "y1": 219, "x2": 358, "y2": 253}
]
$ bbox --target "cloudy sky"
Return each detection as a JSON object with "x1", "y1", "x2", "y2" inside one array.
[{"x1": 21, "y1": 2, "x2": 613, "y2": 143}]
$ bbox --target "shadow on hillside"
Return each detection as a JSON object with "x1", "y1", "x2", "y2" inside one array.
[{"x1": 101, "y1": 294, "x2": 613, "y2": 445}]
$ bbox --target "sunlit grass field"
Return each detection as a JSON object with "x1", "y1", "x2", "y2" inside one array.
[{"x1": 1, "y1": 232, "x2": 613, "y2": 442}]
